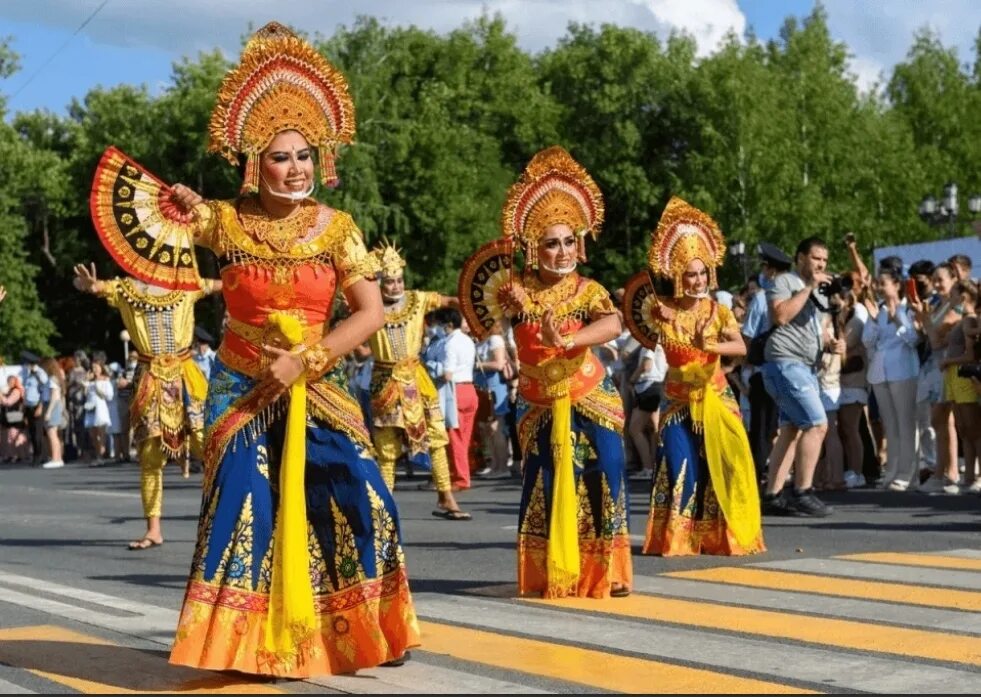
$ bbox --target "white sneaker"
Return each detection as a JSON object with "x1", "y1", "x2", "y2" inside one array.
[
  {"x1": 843, "y1": 471, "x2": 866, "y2": 488},
  {"x1": 41, "y1": 460, "x2": 64, "y2": 469},
  {"x1": 963, "y1": 481, "x2": 981, "y2": 495},
  {"x1": 887, "y1": 479, "x2": 910, "y2": 492},
  {"x1": 918, "y1": 476, "x2": 945, "y2": 494},
  {"x1": 942, "y1": 477, "x2": 962, "y2": 495}
]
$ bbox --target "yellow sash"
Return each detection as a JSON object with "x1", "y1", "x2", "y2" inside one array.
[
  {"x1": 678, "y1": 361, "x2": 761, "y2": 549},
  {"x1": 263, "y1": 313, "x2": 315, "y2": 657},
  {"x1": 546, "y1": 393, "x2": 578, "y2": 596}
]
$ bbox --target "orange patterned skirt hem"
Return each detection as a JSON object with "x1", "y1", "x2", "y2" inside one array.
[
  {"x1": 642, "y1": 507, "x2": 766, "y2": 557},
  {"x1": 517, "y1": 533, "x2": 633, "y2": 599},
  {"x1": 169, "y1": 571, "x2": 420, "y2": 678}
]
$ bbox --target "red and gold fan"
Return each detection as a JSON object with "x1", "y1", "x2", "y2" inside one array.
[
  {"x1": 89, "y1": 146, "x2": 201, "y2": 291},
  {"x1": 458, "y1": 238, "x2": 514, "y2": 343},
  {"x1": 622, "y1": 270, "x2": 660, "y2": 350}
]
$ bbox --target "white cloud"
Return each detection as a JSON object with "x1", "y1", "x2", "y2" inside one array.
[
  {"x1": 823, "y1": 0, "x2": 980, "y2": 93},
  {"x1": 1, "y1": 0, "x2": 747, "y2": 57}
]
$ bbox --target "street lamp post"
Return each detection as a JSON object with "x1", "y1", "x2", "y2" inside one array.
[
  {"x1": 918, "y1": 182, "x2": 981, "y2": 237},
  {"x1": 728, "y1": 241, "x2": 749, "y2": 283}
]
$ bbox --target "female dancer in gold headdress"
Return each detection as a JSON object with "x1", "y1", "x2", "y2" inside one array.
[
  {"x1": 460, "y1": 146, "x2": 632, "y2": 598},
  {"x1": 93, "y1": 23, "x2": 420, "y2": 677},
  {"x1": 623, "y1": 197, "x2": 764, "y2": 556}
]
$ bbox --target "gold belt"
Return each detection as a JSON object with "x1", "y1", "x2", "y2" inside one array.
[
  {"x1": 138, "y1": 349, "x2": 192, "y2": 381},
  {"x1": 519, "y1": 354, "x2": 587, "y2": 385},
  {"x1": 373, "y1": 356, "x2": 420, "y2": 380},
  {"x1": 226, "y1": 315, "x2": 325, "y2": 349}
]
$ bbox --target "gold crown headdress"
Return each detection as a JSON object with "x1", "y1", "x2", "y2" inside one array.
[
  {"x1": 208, "y1": 21, "x2": 356, "y2": 194},
  {"x1": 501, "y1": 146, "x2": 604, "y2": 270},
  {"x1": 371, "y1": 238, "x2": 406, "y2": 278},
  {"x1": 648, "y1": 196, "x2": 726, "y2": 298}
]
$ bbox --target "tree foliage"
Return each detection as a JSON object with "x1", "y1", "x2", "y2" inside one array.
[{"x1": 1, "y1": 9, "x2": 979, "y2": 361}]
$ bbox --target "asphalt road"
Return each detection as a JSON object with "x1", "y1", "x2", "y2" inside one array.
[{"x1": 0, "y1": 459, "x2": 979, "y2": 693}]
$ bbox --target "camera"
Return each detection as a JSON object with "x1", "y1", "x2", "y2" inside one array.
[
  {"x1": 818, "y1": 274, "x2": 854, "y2": 298},
  {"x1": 957, "y1": 363, "x2": 981, "y2": 381}
]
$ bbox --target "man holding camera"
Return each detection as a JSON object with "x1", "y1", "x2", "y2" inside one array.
[{"x1": 760, "y1": 237, "x2": 843, "y2": 517}]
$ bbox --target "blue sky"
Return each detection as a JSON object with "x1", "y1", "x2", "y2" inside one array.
[{"x1": 1, "y1": 1, "x2": 977, "y2": 118}]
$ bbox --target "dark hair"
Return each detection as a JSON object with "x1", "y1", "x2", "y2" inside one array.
[
  {"x1": 935, "y1": 261, "x2": 956, "y2": 279},
  {"x1": 949, "y1": 254, "x2": 972, "y2": 272},
  {"x1": 794, "y1": 236, "x2": 826, "y2": 263},
  {"x1": 908, "y1": 259, "x2": 936, "y2": 278},
  {"x1": 878, "y1": 255, "x2": 904, "y2": 276},
  {"x1": 439, "y1": 307, "x2": 462, "y2": 329},
  {"x1": 878, "y1": 266, "x2": 904, "y2": 293}
]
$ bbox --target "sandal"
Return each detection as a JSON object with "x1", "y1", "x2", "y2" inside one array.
[
  {"x1": 128, "y1": 537, "x2": 164, "y2": 551},
  {"x1": 381, "y1": 651, "x2": 411, "y2": 667},
  {"x1": 610, "y1": 585, "x2": 631, "y2": 598},
  {"x1": 432, "y1": 509, "x2": 472, "y2": 521}
]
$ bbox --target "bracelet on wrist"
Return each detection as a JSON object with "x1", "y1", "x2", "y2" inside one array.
[{"x1": 301, "y1": 343, "x2": 333, "y2": 377}]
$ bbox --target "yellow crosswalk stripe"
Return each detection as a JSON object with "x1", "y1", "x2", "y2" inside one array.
[
  {"x1": 525, "y1": 594, "x2": 981, "y2": 666},
  {"x1": 0, "y1": 626, "x2": 283, "y2": 694},
  {"x1": 665, "y1": 566, "x2": 981, "y2": 612},
  {"x1": 419, "y1": 620, "x2": 816, "y2": 694},
  {"x1": 836, "y1": 552, "x2": 981, "y2": 572}
]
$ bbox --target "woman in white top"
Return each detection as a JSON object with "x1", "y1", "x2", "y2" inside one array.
[
  {"x1": 911, "y1": 262, "x2": 964, "y2": 493},
  {"x1": 40, "y1": 358, "x2": 68, "y2": 469},
  {"x1": 862, "y1": 268, "x2": 920, "y2": 490},
  {"x1": 83, "y1": 362, "x2": 114, "y2": 465},
  {"x1": 474, "y1": 322, "x2": 512, "y2": 478},
  {"x1": 627, "y1": 344, "x2": 667, "y2": 477},
  {"x1": 837, "y1": 286, "x2": 871, "y2": 488}
]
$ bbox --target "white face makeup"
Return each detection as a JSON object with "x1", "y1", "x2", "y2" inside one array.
[
  {"x1": 682, "y1": 259, "x2": 710, "y2": 298},
  {"x1": 260, "y1": 130, "x2": 315, "y2": 202},
  {"x1": 538, "y1": 224, "x2": 578, "y2": 276}
]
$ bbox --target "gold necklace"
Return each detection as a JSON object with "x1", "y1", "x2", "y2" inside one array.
[
  {"x1": 238, "y1": 197, "x2": 319, "y2": 253},
  {"x1": 521, "y1": 272, "x2": 579, "y2": 319}
]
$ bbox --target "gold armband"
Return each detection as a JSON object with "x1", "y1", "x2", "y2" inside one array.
[{"x1": 301, "y1": 343, "x2": 333, "y2": 378}]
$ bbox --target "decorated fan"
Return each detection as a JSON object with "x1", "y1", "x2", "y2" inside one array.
[
  {"x1": 89, "y1": 146, "x2": 201, "y2": 290},
  {"x1": 458, "y1": 238, "x2": 514, "y2": 342},
  {"x1": 622, "y1": 270, "x2": 661, "y2": 351}
]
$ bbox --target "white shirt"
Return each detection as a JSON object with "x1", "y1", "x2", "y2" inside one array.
[
  {"x1": 861, "y1": 300, "x2": 920, "y2": 384},
  {"x1": 443, "y1": 329, "x2": 476, "y2": 384},
  {"x1": 634, "y1": 345, "x2": 668, "y2": 391}
]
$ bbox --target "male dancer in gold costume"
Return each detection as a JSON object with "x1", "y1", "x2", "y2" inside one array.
[
  {"x1": 73, "y1": 263, "x2": 220, "y2": 549},
  {"x1": 367, "y1": 242, "x2": 470, "y2": 520}
]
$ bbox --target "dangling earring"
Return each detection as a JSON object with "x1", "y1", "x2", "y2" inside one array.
[
  {"x1": 241, "y1": 153, "x2": 260, "y2": 195},
  {"x1": 319, "y1": 145, "x2": 339, "y2": 189}
]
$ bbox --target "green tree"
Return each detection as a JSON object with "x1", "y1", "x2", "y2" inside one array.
[{"x1": 0, "y1": 38, "x2": 58, "y2": 358}]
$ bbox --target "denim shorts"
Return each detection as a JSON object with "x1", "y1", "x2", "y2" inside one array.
[{"x1": 762, "y1": 360, "x2": 828, "y2": 429}]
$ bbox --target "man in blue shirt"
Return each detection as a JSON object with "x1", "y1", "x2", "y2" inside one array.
[
  {"x1": 191, "y1": 327, "x2": 216, "y2": 382},
  {"x1": 741, "y1": 243, "x2": 792, "y2": 486},
  {"x1": 20, "y1": 351, "x2": 49, "y2": 465}
]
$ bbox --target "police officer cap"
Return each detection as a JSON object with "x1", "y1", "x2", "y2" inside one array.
[
  {"x1": 20, "y1": 350, "x2": 41, "y2": 364},
  {"x1": 193, "y1": 326, "x2": 214, "y2": 345},
  {"x1": 757, "y1": 242, "x2": 792, "y2": 270}
]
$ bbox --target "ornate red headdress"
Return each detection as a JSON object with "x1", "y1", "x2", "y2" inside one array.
[
  {"x1": 648, "y1": 196, "x2": 726, "y2": 297},
  {"x1": 208, "y1": 21, "x2": 355, "y2": 193},
  {"x1": 500, "y1": 146, "x2": 604, "y2": 270}
]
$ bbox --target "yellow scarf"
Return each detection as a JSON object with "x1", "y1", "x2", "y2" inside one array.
[
  {"x1": 546, "y1": 393, "x2": 578, "y2": 596},
  {"x1": 678, "y1": 361, "x2": 761, "y2": 549},
  {"x1": 263, "y1": 313, "x2": 315, "y2": 657}
]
